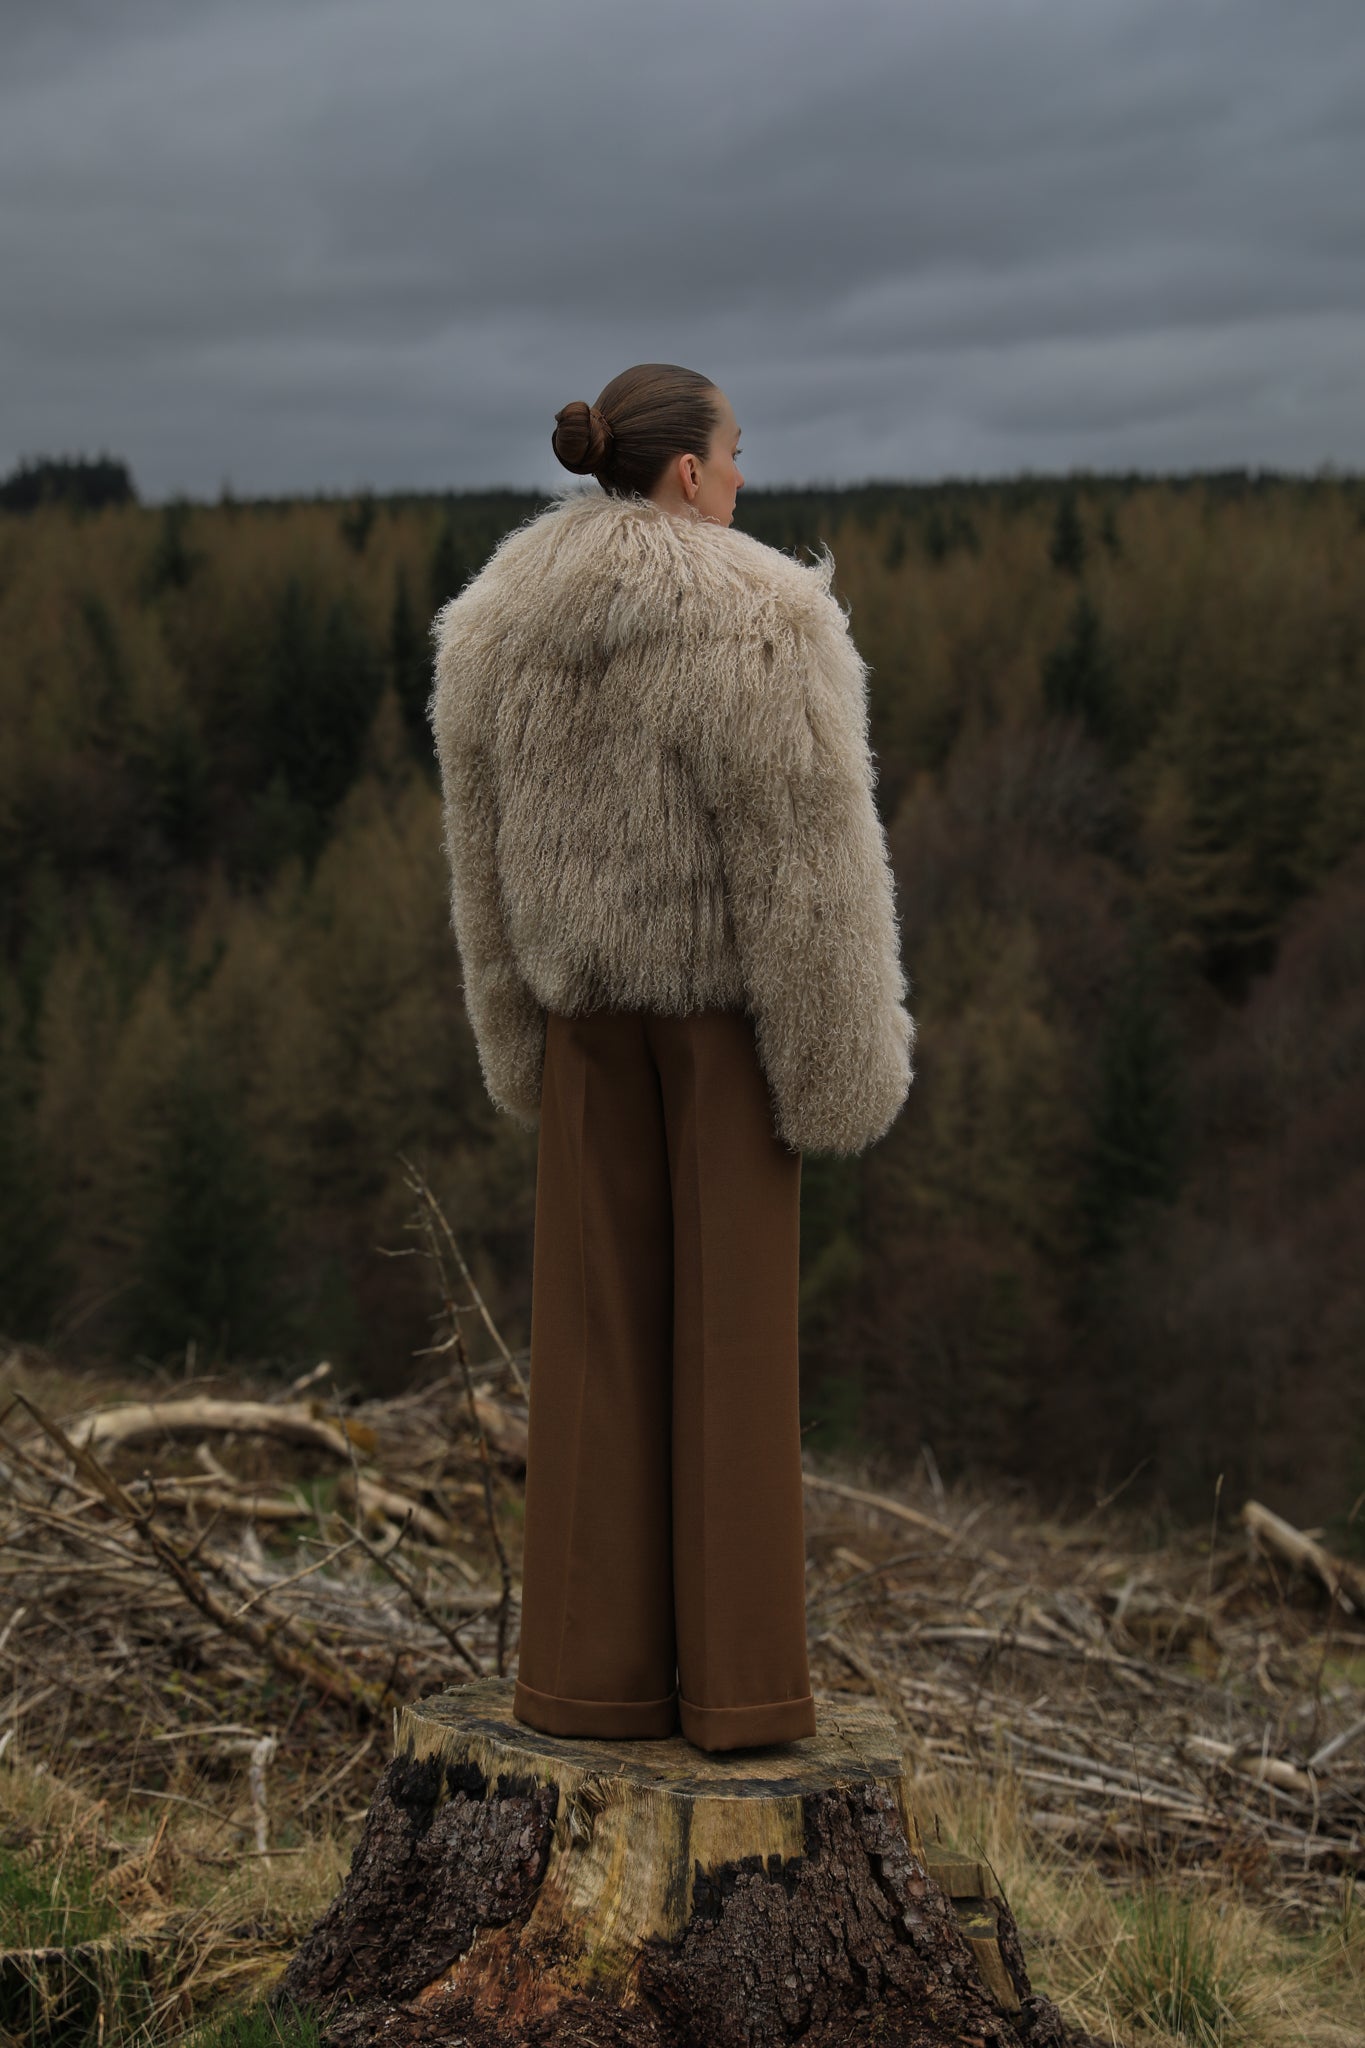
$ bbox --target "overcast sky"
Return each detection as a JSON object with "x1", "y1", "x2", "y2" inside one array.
[{"x1": 3, "y1": 0, "x2": 1362, "y2": 499}]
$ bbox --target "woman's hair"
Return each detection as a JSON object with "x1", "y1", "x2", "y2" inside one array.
[{"x1": 552, "y1": 363, "x2": 721, "y2": 499}]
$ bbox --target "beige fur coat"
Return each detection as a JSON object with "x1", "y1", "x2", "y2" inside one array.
[{"x1": 426, "y1": 484, "x2": 915, "y2": 1155}]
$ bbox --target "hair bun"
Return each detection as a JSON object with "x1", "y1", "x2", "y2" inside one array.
[{"x1": 552, "y1": 400, "x2": 613, "y2": 475}]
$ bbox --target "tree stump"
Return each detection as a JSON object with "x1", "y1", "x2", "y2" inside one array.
[{"x1": 277, "y1": 1678, "x2": 1105, "y2": 2047}]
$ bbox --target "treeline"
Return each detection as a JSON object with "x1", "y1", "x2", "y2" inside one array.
[
  {"x1": 0, "y1": 454, "x2": 138, "y2": 513},
  {"x1": 1, "y1": 472, "x2": 1362, "y2": 1528}
]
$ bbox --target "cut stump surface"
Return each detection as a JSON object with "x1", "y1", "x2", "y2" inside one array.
[{"x1": 278, "y1": 1678, "x2": 1109, "y2": 2047}]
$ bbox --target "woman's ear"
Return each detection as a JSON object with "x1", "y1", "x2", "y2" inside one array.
[{"x1": 680, "y1": 452, "x2": 702, "y2": 501}]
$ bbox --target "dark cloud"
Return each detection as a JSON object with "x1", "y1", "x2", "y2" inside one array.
[{"x1": 2, "y1": 0, "x2": 1361, "y2": 495}]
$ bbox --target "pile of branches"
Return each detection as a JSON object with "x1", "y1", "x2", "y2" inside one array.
[
  {"x1": 804, "y1": 1474, "x2": 1365, "y2": 1919},
  {"x1": 0, "y1": 1160, "x2": 526, "y2": 1825},
  {"x1": 1, "y1": 1152, "x2": 1362, "y2": 1927}
]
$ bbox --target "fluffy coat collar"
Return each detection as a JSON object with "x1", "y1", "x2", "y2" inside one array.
[{"x1": 440, "y1": 482, "x2": 846, "y2": 668}]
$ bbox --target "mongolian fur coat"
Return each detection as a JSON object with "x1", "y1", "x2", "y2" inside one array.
[{"x1": 426, "y1": 484, "x2": 916, "y2": 1156}]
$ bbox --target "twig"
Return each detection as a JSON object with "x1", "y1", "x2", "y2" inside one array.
[
  {"x1": 335, "y1": 1511, "x2": 485, "y2": 1677},
  {"x1": 10, "y1": 1392, "x2": 395, "y2": 1721},
  {"x1": 398, "y1": 1156, "x2": 517, "y2": 1672},
  {"x1": 395, "y1": 1150, "x2": 526, "y2": 1398}
]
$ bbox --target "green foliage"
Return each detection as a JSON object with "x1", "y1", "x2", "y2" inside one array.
[
  {"x1": 188, "y1": 1998, "x2": 323, "y2": 2047},
  {"x1": 0, "y1": 976, "x2": 69, "y2": 1338},
  {"x1": 389, "y1": 566, "x2": 435, "y2": 766},
  {"x1": 264, "y1": 578, "x2": 384, "y2": 865},
  {"x1": 1142, "y1": 637, "x2": 1333, "y2": 991},
  {"x1": 8, "y1": 853, "x2": 65, "y2": 1054},
  {"x1": 145, "y1": 497, "x2": 200, "y2": 593},
  {"x1": 922, "y1": 505, "x2": 981, "y2": 563},
  {"x1": 1078, "y1": 919, "x2": 1187, "y2": 1259},
  {"x1": 801, "y1": 1356, "x2": 866, "y2": 1461},
  {"x1": 0, "y1": 1064, "x2": 69, "y2": 1341},
  {"x1": 124, "y1": 1044, "x2": 290, "y2": 1366},
  {"x1": 0, "y1": 1840, "x2": 119, "y2": 1946},
  {"x1": 0, "y1": 1837, "x2": 161, "y2": 2048},
  {"x1": 79, "y1": 592, "x2": 130, "y2": 720},
  {"x1": 0, "y1": 452, "x2": 137, "y2": 511},
  {"x1": 1099, "y1": 500, "x2": 1123, "y2": 556},
  {"x1": 2, "y1": 474, "x2": 1363, "y2": 1514},
  {"x1": 135, "y1": 703, "x2": 215, "y2": 863},
  {"x1": 1048, "y1": 489, "x2": 1086, "y2": 573},
  {"x1": 1106, "y1": 1884, "x2": 1253, "y2": 2043},
  {"x1": 1041, "y1": 590, "x2": 1115, "y2": 745},
  {"x1": 339, "y1": 491, "x2": 377, "y2": 554},
  {"x1": 428, "y1": 514, "x2": 470, "y2": 612}
]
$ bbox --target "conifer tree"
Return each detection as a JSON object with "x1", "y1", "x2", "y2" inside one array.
[
  {"x1": 881, "y1": 521, "x2": 908, "y2": 572},
  {"x1": 146, "y1": 499, "x2": 198, "y2": 593},
  {"x1": 1099, "y1": 501, "x2": 1123, "y2": 558},
  {"x1": 266, "y1": 580, "x2": 383, "y2": 860},
  {"x1": 390, "y1": 567, "x2": 435, "y2": 765},
  {"x1": 125, "y1": 1045, "x2": 289, "y2": 1365},
  {"x1": 0, "y1": 988, "x2": 69, "y2": 1340},
  {"x1": 1049, "y1": 490, "x2": 1086, "y2": 573},
  {"x1": 922, "y1": 509, "x2": 949, "y2": 563},
  {"x1": 1077, "y1": 919, "x2": 1187, "y2": 1259},
  {"x1": 1041, "y1": 590, "x2": 1114, "y2": 742},
  {"x1": 428, "y1": 516, "x2": 469, "y2": 612},
  {"x1": 340, "y1": 492, "x2": 377, "y2": 554},
  {"x1": 144, "y1": 706, "x2": 213, "y2": 862}
]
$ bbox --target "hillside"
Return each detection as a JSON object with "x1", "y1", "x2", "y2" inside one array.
[{"x1": 1, "y1": 472, "x2": 1363, "y2": 1521}]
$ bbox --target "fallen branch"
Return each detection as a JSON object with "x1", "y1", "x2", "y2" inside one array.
[
  {"x1": 60, "y1": 1397, "x2": 369, "y2": 1461},
  {"x1": 1243, "y1": 1499, "x2": 1365, "y2": 1615},
  {"x1": 10, "y1": 1392, "x2": 395, "y2": 1721},
  {"x1": 802, "y1": 1469, "x2": 1013, "y2": 1569}
]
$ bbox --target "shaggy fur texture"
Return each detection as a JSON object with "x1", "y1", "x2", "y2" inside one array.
[{"x1": 427, "y1": 484, "x2": 915, "y2": 1155}]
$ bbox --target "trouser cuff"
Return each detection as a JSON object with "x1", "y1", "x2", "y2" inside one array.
[
  {"x1": 513, "y1": 1676, "x2": 679, "y2": 1739},
  {"x1": 677, "y1": 1689, "x2": 818, "y2": 1752}
]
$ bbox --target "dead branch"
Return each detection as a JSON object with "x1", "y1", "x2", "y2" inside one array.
[
  {"x1": 1243, "y1": 1498, "x2": 1365, "y2": 1615},
  {"x1": 59, "y1": 1396, "x2": 366, "y2": 1461},
  {"x1": 9, "y1": 1392, "x2": 395, "y2": 1721}
]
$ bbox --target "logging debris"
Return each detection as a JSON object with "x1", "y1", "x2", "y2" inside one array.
[{"x1": 1, "y1": 1340, "x2": 1361, "y2": 1934}]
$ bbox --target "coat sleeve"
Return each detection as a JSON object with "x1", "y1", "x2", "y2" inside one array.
[
  {"x1": 428, "y1": 611, "x2": 546, "y2": 1130},
  {"x1": 690, "y1": 580, "x2": 915, "y2": 1156}
]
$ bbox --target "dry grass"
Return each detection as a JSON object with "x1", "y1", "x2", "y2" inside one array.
[
  {"x1": 1, "y1": 1175, "x2": 1362, "y2": 2041},
  {"x1": 905, "y1": 1756, "x2": 1363, "y2": 2045}
]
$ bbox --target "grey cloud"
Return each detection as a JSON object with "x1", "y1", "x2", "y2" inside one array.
[{"x1": 2, "y1": 0, "x2": 1362, "y2": 495}]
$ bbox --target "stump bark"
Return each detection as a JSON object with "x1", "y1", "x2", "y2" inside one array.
[{"x1": 277, "y1": 1678, "x2": 1106, "y2": 2048}]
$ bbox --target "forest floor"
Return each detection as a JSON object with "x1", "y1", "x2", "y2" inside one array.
[{"x1": 1, "y1": 1327, "x2": 1362, "y2": 2048}]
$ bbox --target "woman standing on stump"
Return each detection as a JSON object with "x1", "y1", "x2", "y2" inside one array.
[{"x1": 428, "y1": 363, "x2": 915, "y2": 1754}]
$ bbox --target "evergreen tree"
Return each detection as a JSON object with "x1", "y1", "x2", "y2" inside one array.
[
  {"x1": 0, "y1": 454, "x2": 137, "y2": 512},
  {"x1": 145, "y1": 498, "x2": 198, "y2": 593},
  {"x1": 1077, "y1": 919, "x2": 1187, "y2": 1259},
  {"x1": 0, "y1": 991, "x2": 69, "y2": 1340},
  {"x1": 146, "y1": 705, "x2": 213, "y2": 862},
  {"x1": 340, "y1": 492, "x2": 377, "y2": 554},
  {"x1": 266, "y1": 579, "x2": 383, "y2": 859},
  {"x1": 1049, "y1": 490, "x2": 1086, "y2": 573},
  {"x1": 428, "y1": 515, "x2": 469, "y2": 612},
  {"x1": 1099, "y1": 502, "x2": 1123, "y2": 558},
  {"x1": 950, "y1": 507, "x2": 982, "y2": 556},
  {"x1": 390, "y1": 567, "x2": 435, "y2": 765},
  {"x1": 922, "y1": 509, "x2": 950, "y2": 563},
  {"x1": 1041, "y1": 591, "x2": 1114, "y2": 742},
  {"x1": 882, "y1": 521, "x2": 908, "y2": 572},
  {"x1": 799, "y1": 1153, "x2": 865, "y2": 1329},
  {"x1": 125, "y1": 1046, "x2": 289, "y2": 1365}
]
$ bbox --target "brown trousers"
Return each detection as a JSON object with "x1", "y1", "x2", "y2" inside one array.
[{"x1": 512, "y1": 1006, "x2": 817, "y2": 1753}]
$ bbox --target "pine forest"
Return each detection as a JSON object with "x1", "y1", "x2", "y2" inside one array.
[{"x1": 3, "y1": 467, "x2": 1363, "y2": 1534}]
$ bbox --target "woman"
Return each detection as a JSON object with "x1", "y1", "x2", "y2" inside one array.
[{"x1": 427, "y1": 362, "x2": 915, "y2": 1753}]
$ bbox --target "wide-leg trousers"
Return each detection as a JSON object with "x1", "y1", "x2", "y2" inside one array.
[{"x1": 512, "y1": 1005, "x2": 817, "y2": 1754}]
